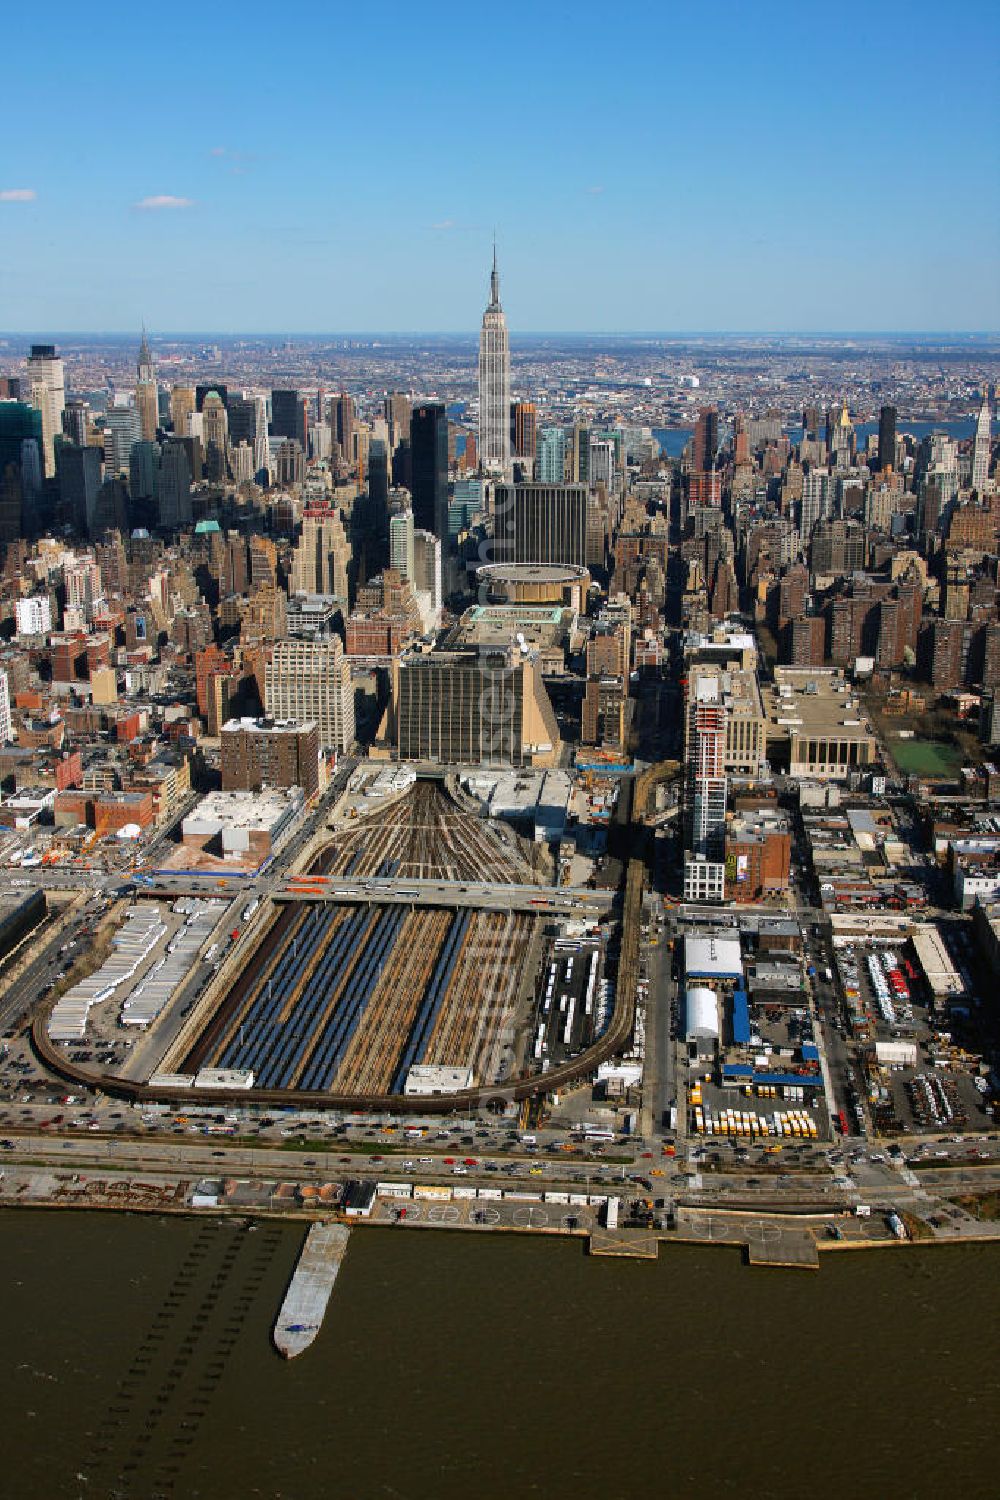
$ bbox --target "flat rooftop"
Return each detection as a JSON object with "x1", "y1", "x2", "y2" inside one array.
[{"x1": 766, "y1": 668, "x2": 877, "y2": 740}]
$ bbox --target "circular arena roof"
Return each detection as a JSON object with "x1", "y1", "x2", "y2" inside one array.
[{"x1": 476, "y1": 563, "x2": 590, "y2": 583}]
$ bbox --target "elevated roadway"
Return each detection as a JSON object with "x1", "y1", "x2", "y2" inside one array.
[{"x1": 274, "y1": 876, "x2": 615, "y2": 915}]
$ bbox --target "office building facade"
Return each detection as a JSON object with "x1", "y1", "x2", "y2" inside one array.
[
  {"x1": 410, "y1": 401, "x2": 448, "y2": 541},
  {"x1": 393, "y1": 650, "x2": 559, "y2": 767},
  {"x1": 494, "y1": 482, "x2": 588, "y2": 567},
  {"x1": 264, "y1": 637, "x2": 355, "y2": 754}
]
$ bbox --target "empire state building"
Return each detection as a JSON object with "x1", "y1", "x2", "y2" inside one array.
[{"x1": 478, "y1": 248, "x2": 511, "y2": 472}]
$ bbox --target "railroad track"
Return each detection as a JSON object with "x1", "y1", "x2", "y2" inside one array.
[
  {"x1": 336, "y1": 908, "x2": 451, "y2": 1094},
  {"x1": 314, "y1": 781, "x2": 531, "y2": 884}
]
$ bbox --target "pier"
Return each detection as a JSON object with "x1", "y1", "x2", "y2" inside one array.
[{"x1": 273, "y1": 1221, "x2": 351, "y2": 1359}]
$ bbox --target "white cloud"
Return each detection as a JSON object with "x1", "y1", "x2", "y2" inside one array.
[
  {"x1": 0, "y1": 188, "x2": 37, "y2": 202},
  {"x1": 134, "y1": 194, "x2": 195, "y2": 210},
  {"x1": 432, "y1": 219, "x2": 456, "y2": 231},
  {"x1": 585, "y1": 185, "x2": 605, "y2": 195}
]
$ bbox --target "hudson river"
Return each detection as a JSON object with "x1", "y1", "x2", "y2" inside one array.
[{"x1": 1, "y1": 1211, "x2": 996, "y2": 1500}]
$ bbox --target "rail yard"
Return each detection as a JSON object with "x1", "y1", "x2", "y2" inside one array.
[
  {"x1": 316, "y1": 779, "x2": 532, "y2": 884},
  {"x1": 177, "y1": 781, "x2": 573, "y2": 1097},
  {"x1": 183, "y1": 898, "x2": 540, "y2": 1095}
]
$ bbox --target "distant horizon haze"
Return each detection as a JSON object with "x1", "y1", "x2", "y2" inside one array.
[{"x1": 1, "y1": 329, "x2": 998, "y2": 342}]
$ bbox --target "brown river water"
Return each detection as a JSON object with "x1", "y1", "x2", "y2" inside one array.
[{"x1": 0, "y1": 1210, "x2": 996, "y2": 1500}]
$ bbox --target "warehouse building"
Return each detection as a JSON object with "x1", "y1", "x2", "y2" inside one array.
[{"x1": 181, "y1": 787, "x2": 304, "y2": 865}]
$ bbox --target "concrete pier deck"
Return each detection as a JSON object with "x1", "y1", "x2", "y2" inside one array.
[{"x1": 273, "y1": 1221, "x2": 351, "y2": 1359}]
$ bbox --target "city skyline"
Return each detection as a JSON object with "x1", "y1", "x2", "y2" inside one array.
[{"x1": 1, "y1": 1, "x2": 997, "y2": 334}]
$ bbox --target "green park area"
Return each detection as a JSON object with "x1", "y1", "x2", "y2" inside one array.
[{"x1": 889, "y1": 737, "x2": 962, "y2": 776}]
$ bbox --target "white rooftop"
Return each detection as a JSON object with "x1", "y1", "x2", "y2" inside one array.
[
  {"x1": 403, "y1": 1064, "x2": 474, "y2": 1096},
  {"x1": 684, "y1": 934, "x2": 744, "y2": 979}
]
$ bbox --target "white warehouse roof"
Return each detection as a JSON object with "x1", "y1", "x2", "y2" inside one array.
[
  {"x1": 684, "y1": 935, "x2": 743, "y2": 981},
  {"x1": 685, "y1": 987, "x2": 720, "y2": 1040}
]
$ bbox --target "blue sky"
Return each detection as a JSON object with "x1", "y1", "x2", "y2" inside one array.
[{"x1": 1, "y1": 0, "x2": 997, "y2": 333}]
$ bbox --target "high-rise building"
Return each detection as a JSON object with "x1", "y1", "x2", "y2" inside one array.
[
  {"x1": 790, "y1": 616, "x2": 826, "y2": 667},
  {"x1": 220, "y1": 717, "x2": 321, "y2": 800},
  {"x1": 201, "y1": 390, "x2": 228, "y2": 478},
  {"x1": 158, "y1": 439, "x2": 193, "y2": 528},
  {"x1": 413, "y1": 529, "x2": 443, "y2": 621},
  {"x1": 389, "y1": 507, "x2": 415, "y2": 583},
  {"x1": 15, "y1": 596, "x2": 52, "y2": 636},
  {"x1": 228, "y1": 395, "x2": 269, "y2": 475},
  {"x1": 800, "y1": 467, "x2": 833, "y2": 544},
  {"x1": 26, "y1": 343, "x2": 65, "y2": 477},
  {"x1": 290, "y1": 507, "x2": 351, "y2": 600},
  {"x1": 0, "y1": 668, "x2": 11, "y2": 745},
  {"x1": 536, "y1": 426, "x2": 566, "y2": 484},
  {"x1": 877, "y1": 403, "x2": 897, "y2": 472},
  {"x1": 64, "y1": 556, "x2": 104, "y2": 621},
  {"x1": 392, "y1": 650, "x2": 559, "y2": 767},
  {"x1": 589, "y1": 437, "x2": 616, "y2": 490},
  {"x1": 581, "y1": 674, "x2": 626, "y2": 750},
  {"x1": 686, "y1": 407, "x2": 722, "y2": 513},
  {"x1": 103, "y1": 405, "x2": 141, "y2": 478},
  {"x1": 494, "y1": 482, "x2": 589, "y2": 567},
  {"x1": 170, "y1": 385, "x2": 196, "y2": 438},
  {"x1": 273, "y1": 438, "x2": 305, "y2": 486},
  {"x1": 478, "y1": 249, "x2": 511, "y2": 472},
  {"x1": 683, "y1": 671, "x2": 728, "y2": 903},
  {"x1": 333, "y1": 392, "x2": 356, "y2": 462},
  {"x1": 692, "y1": 408, "x2": 719, "y2": 473},
  {"x1": 829, "y1": 402, "x2": 855, "y2": 465},
  {"x1": 135, "y1": 331, "x2": 158, "y2": 442},
  {"x1": 196, "y1": 384, "x2": 228, "y2": 412},
  {"x1": 972, "y1": 389, "x2": 992, "y2": 492},
  {"x1": 0, "y1": 400, "x2": 43, "y2": 529},
  {"x1": 129, "y1": 440, "x2": 160, "y2": 504},
  {"x1": 264, "y1": 637, "x2": 355, "y2": 754},
  {"x1": 411, "y1": 402, "x2": 449, "y2": 541},
  {"x1": 56, "y1": 438, "x2": 101, "y2": 534},
  {"x1": 511, "y1": 401, "x2": 537, "y2": 460},
  {"x1": 384, "y1": 392, "x2": 411, "y2": 451},
  {"x1": 61, "y1": 400, "x2": 90, "y2": 447},
  {"x1": 926, "y1": 617, "x2": 965, "y2": 691},
  {"x1": 271, "y1": 389, "x2": 308, "y2": 450},
  {"x1": 810, "y1": 517, "x2": 866, "y2": 576},
  {"x1": 369, "y1": 437, "x2": 390, "y2": 513}
]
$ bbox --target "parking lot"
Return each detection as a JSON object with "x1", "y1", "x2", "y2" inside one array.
[{"x1": 832, "y1": 932, "x2": 994, "y2": 1136}]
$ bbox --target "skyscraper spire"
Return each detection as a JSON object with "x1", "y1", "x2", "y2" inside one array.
[
  {"x1": 137, "y1": 326, "x2": 154, "y2": 384},
  {"x1": 135, "y1": 326, "x2": 158, "y2": 441},
  {"x1": 489, "y1": 240, "x2": 500, "y2": 311},
  {"x1": 479, "y1": 244, "x2": 510, "y2": 472}
]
